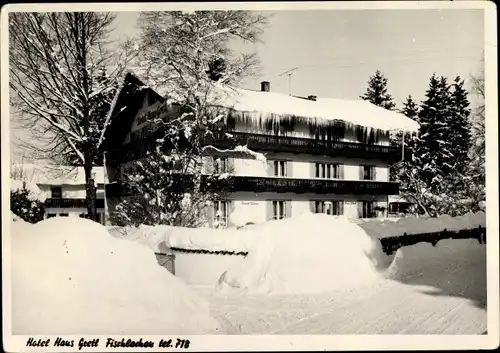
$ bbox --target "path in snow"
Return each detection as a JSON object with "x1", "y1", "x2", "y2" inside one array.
[{"x1": 192, "y1": 241, "x2": 486, "y2": 334}]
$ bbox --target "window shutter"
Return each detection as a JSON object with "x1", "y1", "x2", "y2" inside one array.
[
  {"x1": 338, "y1": 201, "x2": 344, "y2": 215},
  {"x1": 207, "y1": 202, "x2": 215, "y2": 227},
  {"x1": 310, "y1": 201, "x2": 316, "y2": 213},
  {"x1": 267, "y1": 160, "x2": 274, "y2": 176},
  {"x1": 285, "y1": 200, "x2": 292, "y2": 218},
  {"x1": 311, "y1": 162, "x2": 316, "y2": 178},
  {"x1": 359, "y1": 165, "x2": 364, "y2": 180},
  {"x1": 372, "y1": 166, "x2": 377, "y2": 181},
  {"x1": 287, "y1": 160, "x2": 293, "y2": 178},
  {"x1": 339, "y1": 164, "x2": 344, "y2": 179},
  {"x1": 228, "y1": 157, "x2": 235, "y2": 174},
  {"x1": 266, "y1": 200, "x2": 274, "y2": 221},
  {"x1": 228, "y1": 200, "x2": 236, "y2": 227},
  {"x1": 357, "y1": 201, "x2": 363, "y2": 218}
]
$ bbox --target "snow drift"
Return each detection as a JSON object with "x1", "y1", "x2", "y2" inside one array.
[
  {"x1": 11, "y1": 217, "x2": 221, "y2": 334},
  {"x1": 216, "y1": 214, "x2": 387, "y2": 295}
]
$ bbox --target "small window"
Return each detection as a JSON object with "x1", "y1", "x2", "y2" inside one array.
[
  {"x1": 360, "y1": 201, "x2": 375, "y2": 218},
  {"x1": 51, "y1": 186, "x2": 62, "y2": 198},
  {"x1": 213, "y1": 200, "x2": 229, "y2": 228},
  {"x1": 272, "y1": 200, "x2": 287, "y2": 220},
  {"x1": 213, "y1": 157, "x2": 229, "y2": 174},
  {"x1": 47, "y1": 213, "x2": 57, "y2": 219},
  {"x1": 362, "y1": 165, "x2": 375, "y2": 181},
  {"x1": 315, "y1": 163, "x2": 339, "y2": 179},
  {"x1": 314, "y1": 201, "x2": 343, "y2": 215},
  {"x1": 79, "y1": 213, "x2": 90, "y2": 219},
  {"x1": 59, "y1": 213, "x2": 69, "y2": 217},
  {"x1": 273, "y1": 161, "x2": 287, "y2": 177}
]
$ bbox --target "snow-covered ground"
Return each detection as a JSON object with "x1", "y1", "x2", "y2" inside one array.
[
  {"x1": 192, "y1": 238, "x2": 486, "y2": 334},
  {"x1": 10, "y1": 213, "x2": 487, "y2": 335},
  {"x1": 11, "y1": 217, "x2": 222, "y2": 335}
]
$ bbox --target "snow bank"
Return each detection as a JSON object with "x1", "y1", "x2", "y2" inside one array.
[
  {"x1": 216, "y1": 214, "x2": 387, "y2": 295},
  {"x1": 108, "y1": 224, "x2": 173, "y2": 254},
  {"x1": 384, "y1": 238, "x2": 484, "y2": 281},
  {"x1": 359, "y1": 211, "x2": 486, "y2": 239},
  {"x1": 165, "y1": 226, "x2": 258, "y2": 253},
  {"x1": 11, "y1": 217, "x2": 221, "y2": 334}
]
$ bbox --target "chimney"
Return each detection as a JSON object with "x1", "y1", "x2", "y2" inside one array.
[
  {"x1": 308, "y1": 95, "x2": 317, "y2": 101},
  {"x1": 261, "y1": 81, "x2": 270, "y2": 92}
]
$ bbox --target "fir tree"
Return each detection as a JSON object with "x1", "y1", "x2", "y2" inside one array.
[
  {"x1": 449, "y1": 76, "x2": 472, "y2": 175},
  {"x1": 414, "y1": 74, "x2": 454, "y2": 186},
  {"x1": 389, "y1": 95, "x2": 419, "y2": 182},
  {"x1": 360, "y1": 70, "x2": 396, "y2": 110}
]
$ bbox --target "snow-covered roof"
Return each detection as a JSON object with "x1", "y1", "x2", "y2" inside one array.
[
  {"x1": 11, "y1": 163, "x2": 107, "y2": 185},
  {"x1": 210, "y1": 85, "x2": 420, "y2": 133}
]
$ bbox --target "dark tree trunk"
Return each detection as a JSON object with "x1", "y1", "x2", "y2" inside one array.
[{"x1": 84, "y1": 149, "x2": 97, "y2": 222}]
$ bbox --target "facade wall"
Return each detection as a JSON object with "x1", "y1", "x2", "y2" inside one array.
[
  {"x1": 227, "y1": 191, "x2": 388, "y2": 225},
  {"x1": 218, "y1": 153, "x2": 389, "y2": 182}
]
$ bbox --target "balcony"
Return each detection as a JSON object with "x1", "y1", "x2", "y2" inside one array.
[
  {"x1": 206, "y1": 132, "x2": 411, "y2": 162},
  {"x1": 45, "y1": 198, "x2": 106, "y2": 209},
  {"x1": 107, "y1": 131, "x2": 412, "y2": 164},
  {"x1": 227, "y1": 176, "x2": 399, "y2": 195},
  {"x1": 106, "y1": 175, "x2": 398, "y2": 197}
]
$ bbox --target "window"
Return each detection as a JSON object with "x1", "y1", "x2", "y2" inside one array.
[
  {"x1": 314, "y1": 201, "x2": 343, "y2": 215},
  {"x1": 360, "y1": 201, "x2": 375, "y2": 218},
  {"x1": 272, "y1": 200, "x2": 288, "y2": 220},
  {"x1": 361, "y1": 165, "x2": 375, "y2": 181},
  {"x1": 213, "y1": 200, "x2": 229, "y2": 228},
  {"x1": 213, "y1": 157, "x2": 229, "y2": 174},
  {"x1": 51, "y1": 186, "x2": 62, "y2": 198},
  {"x1": 59, "y1": 213, "x2": 69, "y2": 217},
  {"x1": 273, "y1": 160, "x2": 287, "y2": 177},
  {"x1": 47, "y1": 213, "x2": 57, "y2": 219},
  {"x1": 315, "y1": 163, "x2": 339, "y2": 179},
  {"x1": 79, "y1": 213, "x2": 90, "y2": 219}
]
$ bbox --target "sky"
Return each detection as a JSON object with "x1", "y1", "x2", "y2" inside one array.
[
  {"x1": 11, "y1": 8, "x2": 485, "y2": 159},
  {"x1": 111, "y1": 9, "x2": 484, "y2": 105}
]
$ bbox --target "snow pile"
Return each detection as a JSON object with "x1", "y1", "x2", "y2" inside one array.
[
  {"x1": 11, "y1": 217, "x2": 221, "y2": 334},
  {"x1": 108, "y1": 224, "x2": 173, "y2": 254},
  {"x1": 384, "y1": 238, "x2": 484, "y2": 281},
  {"x1": 216, "y1": 213, "x2": 387, "y2": 295},
  {"x1": 359, "y1": 211, "x2": 486, "y2": 238},
  {"x1": 166, "y1": 226, "x2": 258, "y2": 253}
]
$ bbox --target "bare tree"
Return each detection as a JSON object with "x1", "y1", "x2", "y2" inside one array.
[
  {"x1": 9, "y1": 12, "x2": 136, "y2": 221},
  {"x1": 110, "y1": 11, "x2": 269, "y2": 226}
]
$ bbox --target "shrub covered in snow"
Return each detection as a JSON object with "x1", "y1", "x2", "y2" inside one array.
[
  {"x1": 11, "y1": 217, "x2": 221, "y2": 334},
  {"x1": 10, "y1": 180, "x2": 46, "y2": 224}
]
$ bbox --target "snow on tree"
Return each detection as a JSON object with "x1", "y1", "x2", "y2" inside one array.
[
  {"x1": 360, "y1": 70, "x2": 396, "y2": 111},
  {"x1": 469, "y1": 67, "x2": 485, "y2": 195},
  {"x1": 449, "y1": 76, "x2": 472, "y2": 175},
  {"x1": 108, "y1": 11, "x2": 268, "y2": 227},
  {"x1": 389, "y1": 95, "x2": 419, "y2": 182},
  {"x1": 10, "y1": 161, "x2": 46, "y2": 224},
  {"x1": 397, "y1": 74, "x2": 480, "y2": 217},
  {"x1": 9, "y1": 12, "x2": 136, "y2": 221}
]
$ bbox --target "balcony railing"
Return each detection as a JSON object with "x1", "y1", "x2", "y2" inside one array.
[
  {"x1": 228, "y1": 176, "x2": 399, "y2": 195},
  {"x1": 106, "y1": 175, "x2": 399, "y2": 197},
  {"x1": 206, "y1": 132, "x2": 411, "y2": 162},
  {"x1": 45, "y1": 198, "x2": 106, "y2": 209},
  {"x1": 107, "y1": 131, "x2": 412, "y2": 164}
]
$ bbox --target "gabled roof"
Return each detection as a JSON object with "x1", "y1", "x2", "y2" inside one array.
[{"x1": 99, "y1": 73, "x2": 166, "y2": 152}]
